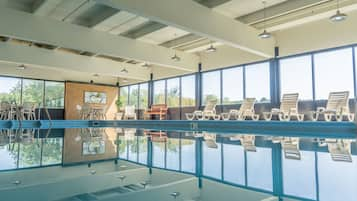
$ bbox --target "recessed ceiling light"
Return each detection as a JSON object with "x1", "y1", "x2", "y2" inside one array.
[
  {"x1": 122, "y1": 78, "x2": 128, "y2": 83},
  {"x1": 330, "y1": 10, "x2": 347, "y2": 22},
  {"x1": 16, "y1": 64, "x2": 26, "y2": 70},
  {"x1": 206, "y1": 44, "x2": 217, "y2": 53},
  {"x1": 120, "y1": 68, "x2": 128, "y2": 73}
]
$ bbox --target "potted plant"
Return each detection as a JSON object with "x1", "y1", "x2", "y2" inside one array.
[{"x1": 115, "y1": 99, "x2": 123, "y2": 120}]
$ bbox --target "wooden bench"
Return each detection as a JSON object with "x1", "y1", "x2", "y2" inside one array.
[{"x1": 144, "y1": 104, "x2": 168, "y2": 120}]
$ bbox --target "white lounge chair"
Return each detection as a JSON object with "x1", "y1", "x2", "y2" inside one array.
[
  {"x1": 263, "y1": 93, "x2": 304, "y2": 121},
  {"x1": 221, "y1": 98, "x2": 259, "y2": 121},
  {"x1": 311, "y1": 91, "x2": 354, "y2": 122},
  {"x1": 123, "y1": 105, "x2": 137, "y2": 120},
  {"x1": 185, "y1": 99, "x2": 220, "y2": 120}
]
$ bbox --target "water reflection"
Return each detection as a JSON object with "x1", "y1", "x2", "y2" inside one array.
[
  {"x1": 0, "y1": 129, "x2": 62, "y2": 170},
  {"x1": 0, "y1": 128, "x2": 356, "y2": 201}
]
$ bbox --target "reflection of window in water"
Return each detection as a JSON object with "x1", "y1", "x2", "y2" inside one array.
[{"x1": 0, "y1": 129, "x2": 62, "y2": 171}]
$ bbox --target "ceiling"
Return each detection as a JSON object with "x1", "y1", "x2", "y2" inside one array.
[{"x1": 0, "y1": 0, "x2": 356, "y2": 84}]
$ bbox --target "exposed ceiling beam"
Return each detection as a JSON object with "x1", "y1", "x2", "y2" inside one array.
[
  {"x1": 237, "y1": 0, "x2": 330, "y2": 25},
  {"x1": 0, "y1": 7, "x2": 198, "y2": 71},
  {"x1": 97, "y1": 0, "x2": 275, "y2": 58},
  {"x1": 160, "y1": 33, "x2": 203, "y2": 48},
  {"x1": 121, "y1": 21, "x2": 167, "y2": 39},
  {"x1": 32, "y1": 0, "x2": 63, "y2": 16},
  {"x1": 193, "y1": 0, "x2": 232, "y2": 8},
  {"x1": 0, "y1": 42, "x2": 149, "y2": 81},
  {"x1": 257, "y1": 0, "x2": 357, "y2": 32}
]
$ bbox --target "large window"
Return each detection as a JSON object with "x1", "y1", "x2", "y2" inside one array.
[
  {"x1": 0, "y1": 77, "x2": 21, "y2": 104},
  {"x1": 222, "y1": 67, "x2": 243, "y2": 104},
  {"x1": 181, "y1": 75, "x2": 195, "y2": 107},
  {"x1": 0, "y1": 76, "x2": 64, "y2": 108},
  {"x1": 128, "y1": 84, "x2": 139, "y2": 108},
  {"x1": 22, "y1": 79, "x2": 44, "y2": 107},
  {"x1": 139, "y1": 83, "x2": 148, "y2": 109},
  {"x1": 119, "y1": 86, "x2": 129, "y2": 108},
  {"x1": 45, "y1": 81, "x2": 64, "y2": 108},
  {"x1": 280, "y1": 55, "x2": 313, "y2": 100},
  {"x1": 153, "y1": 80, "x2": 166, "y2": 104},
  {"x1": 202, "y1": 71, "x2": 221, "y2": 105},
  {"x1": 314, "y1": 48, "x2": 354, "y2": 100},
  {"x1": 245, "y1": 62, "x2": 270, "y2": 102},
  {"x1": 166, "y1": 78, "x2": 180, "y2": 107}
]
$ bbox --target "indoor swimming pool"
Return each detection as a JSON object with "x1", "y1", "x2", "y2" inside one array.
[{"x1": 0, "y1": 124, "x2": 356, "y2": 201}]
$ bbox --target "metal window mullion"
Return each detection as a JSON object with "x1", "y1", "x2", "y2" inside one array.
[
  {"x1": 311, "y1": 54, "x2": 317, "y2": 106},
  {"x1": 244, "y1": 150, "x2": 248, "y2": 186},
  {"x1": 20, "y1": 78, "x2": 23, "y2": 105},
  {"x1": 221, "y1": 142, "x2": 224, "y2": 181},
  {"x1": 137, "y1": 84, "x2": 140, "y2": 117},
  {"x1": 179, "y1": 77, "x2": 182, "y2": 119},
  {"x1": 40, "y1": 137, "x2": 44, "y2": 166},
  {"x1": 243, "y1": 66, "x2": 246, "y2": 99},
  {"x1": 352, "y1": 47, "x2": 357, "y2": 98},
  {"x1": 179, "y1": 136, "x2": 182, "y2": 171},
  {"x1": 220, "y1": 70, "x2": 223, "y2": 108},
  {"x1": 42, "y1": 81, "x2": 46, "y2": 109},
  {"x1": 165, "y1": 80, "x2": 168, "y2": 105},
  {"x1": 315, "y1": 151, "x2": 320, "y2": 201},
  {"x1": 164, "y1": 138, "x2": 167, "y2": 168},
  {"x1": 136, "y1": 136, "x2": 139, "y2": 163}
]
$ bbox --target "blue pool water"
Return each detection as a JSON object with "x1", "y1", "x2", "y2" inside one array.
[{"x1": 0, "y1": 125, "x2": 356, "y2": 201}]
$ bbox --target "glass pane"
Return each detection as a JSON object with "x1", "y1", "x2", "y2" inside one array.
[
  {"x1": 223, "y1": 144, "x2": 245, "y2": 185},
  {"x1": 138, "y1": 136, "x2": 148, "y2": 164},
  {"x1": 166, "y1": 138, "x2": 180, "y2": 170},
  {"x1": 45, "y1": 81, "x2": 64, "y2": 108},
  {"x1": 181, "y1": 75, "x2": 196, "y2": 107},
  {"x1": 22, "y1": 79, "x2": 44, "y2": 107},
  {"x1": 283, "y1": 151, "x2": 316, "y2": 199},
  {"x1": 203, "y1": 141, "x2": 221, "y2": 179},
  {"x1": 247, "y1": 147, "x2": 273, "y2": 191},
  {"x1": 128, "y1": 85, "x2": 139, "y2": 108},
  {"x1": 181, "y1": 139, "x2": 195, "y2": 173},
  {"x1": 0, "y1": 138, "x2": 18, "y2": 170},
  {"x1": 153, "y1": 80, "x2": 166, "y2": 104},
  {"x1": 42, "y1": 138, "x2": 63, "y2": 165},
  {"x1": 280, "y1": 55, "x2": 313, "y2": 100},
  {"x1": 18, "y1": 133, "x2": 41, "y2": 168},
  {"x1": 202, "y1": 71, "x2": 221, "y2": 105},
  {"x1": 153, "y1": 142, "x2": 165, "y2": 168},
  {"x1": 314, "y1": 48, "x2": 354, "y2": 99},
  {"x1": 0, "y1": 76, "x2": 21, "y2": 104},
  {"x1": 167, "y1": 78, "x2": 180, "y2": 107},
  {"x1": 318, "y1": 152, "x2": 357, "y2": 201},
  {"x1": 120, "y1": 86, "x2": 128, "y2": 108},
  {"x1": 139, "y1": 83, "x2": 148, "y2": 109},
  {"x1": 245, "y1": 62, "x2": 270, "y2": 102},
  {"x1": 222, "y1": 67, "x2": 243, "y2": 104},
  {"x1": 118, "y1": 135, "x2": 127, "y2": 159},
  {"x1": 128, "y1": 137, "x2": 138, "y2": 162}
]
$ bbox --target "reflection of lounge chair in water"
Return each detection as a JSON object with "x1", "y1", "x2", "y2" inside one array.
[
  {"x1": 229, "y1": 134, "x2": 256, "y2": 152},
  {"x1": 203, "y1": 133, "x2": 218, "y2": 149},
  {"x1": 325, "y1": 139, "x2": 353, "y2": 162}
]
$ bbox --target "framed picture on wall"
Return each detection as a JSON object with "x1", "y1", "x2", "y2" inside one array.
[{"x1": 84, "y1": 91, "x2": 107, "y2": 104}]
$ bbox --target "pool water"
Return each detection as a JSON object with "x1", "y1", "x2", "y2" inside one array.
[{"x1": 0, "y1": 127, "x2": 356, "y2": 201}]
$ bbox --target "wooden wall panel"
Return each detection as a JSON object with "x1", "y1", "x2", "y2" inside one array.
[{"x1": 65, "y1": 82, "x2": 118, "y2": 120}]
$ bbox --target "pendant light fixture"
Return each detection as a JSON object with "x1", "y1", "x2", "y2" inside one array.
[
  {"x1": 120, "y1": 68, "x2": 128, "y2": 73},
  {"x1": 141, "y1": 62, "x2": 150, "y2": 68},
  {"x1": 16, "y1": 64, "x2": 26, "y2": 70},
  {"x1": 258, "y1": 1, "x2": 271, "y2": 39},
  {"x1": 122, "y1": 78, "x2": 128, "y2": 83},
  {"x1": 206, "y1": 42, "x2": 217, "y2": 53},
  {"x1": 330, "y1": 0, "x2": 347, "y2": 22},
  {"x1": 171, "y1": 33, "x2": 181, "y2": 61}
]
